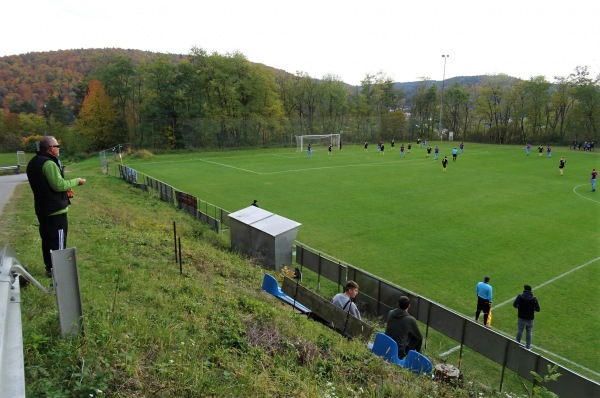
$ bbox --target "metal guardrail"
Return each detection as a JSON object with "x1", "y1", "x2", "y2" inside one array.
[
  {"x1": 0, "y1": 246, "x2": 82, "y2": 398},
  {"x1": 0, "y1": 246, "x2": 27, "y2": 398}
]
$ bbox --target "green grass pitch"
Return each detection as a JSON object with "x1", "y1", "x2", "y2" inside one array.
[{"x1": 125, "y1": 141, "x2": 599, "y2": 378}]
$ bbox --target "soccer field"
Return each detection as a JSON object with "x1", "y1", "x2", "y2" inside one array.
[{"x1": 124, "y1": 142, "x2": 600, "y2": 378}]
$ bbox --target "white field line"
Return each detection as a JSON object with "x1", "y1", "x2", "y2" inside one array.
[
  {"x1": 573, "y1": 184, "x2": 600, "y2": 204},
  {"x1": 439, "y1": 256, "x2": 600, "y2": 376},
  {"x1": 127, "y1": 148, "x2": 484, "y2": 175}
]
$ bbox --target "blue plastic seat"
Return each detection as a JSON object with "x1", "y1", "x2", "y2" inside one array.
[
  {"x1": 370, "y1": 332, "x2": 432, "y2": 375},
  {"x1": 404, "y1": 349, "x2": 433, "y2": 374},
  {"x1": 261, "y1": 273, "x2": 311, "y2": 314},
  {"x1": 261, "y1": 273, "x2": 284, "y2": 297}
]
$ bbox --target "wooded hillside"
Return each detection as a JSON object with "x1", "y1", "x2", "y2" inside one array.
[
  {"x1": 0, "y1": 48, "x2": 597, "y2": 153},
  {"x1": 0, "y1": 49, "x2": 186, "y2": 118}
]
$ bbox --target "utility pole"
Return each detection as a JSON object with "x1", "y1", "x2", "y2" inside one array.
[{"x1": 438, "y1": 55, "x2": 449, "y2": 140}]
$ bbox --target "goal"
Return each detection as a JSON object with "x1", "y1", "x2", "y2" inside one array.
[{"x1": 295, "y1": 134, "x2": 341, "y2": 152}]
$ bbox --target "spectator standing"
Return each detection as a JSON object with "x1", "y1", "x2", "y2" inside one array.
[
  {"x1": 385, "y1": 296, "x2": 423, "y2": 358},
  {"x1": 513, "y1": 285, "x2": 541, "y2": 349},
  {"x1": 475, "y1": 276, "x2": 492, "y2": 326},
  {"x1": 332, "y1": 281, "x2": 361, "y2": 319},
  {"x1": 27, "y1": 136, "x2": 86, "y2": 278}
]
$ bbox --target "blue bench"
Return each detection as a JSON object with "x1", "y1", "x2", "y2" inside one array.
[
  {"x1": 370, "y1": 332, "x2": 433, "y2": 375},
  {"x1": 261, "y1": 273, "x2": 311, "y2": 314}
]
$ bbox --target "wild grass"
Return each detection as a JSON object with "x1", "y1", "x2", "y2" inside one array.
[{"x1": 0, "y1": 163, "x2": 501, "y2": 397}]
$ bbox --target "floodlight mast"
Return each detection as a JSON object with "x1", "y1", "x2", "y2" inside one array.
[{"x1": 438, "y1": 54, "x2": 449, "y2": 140}]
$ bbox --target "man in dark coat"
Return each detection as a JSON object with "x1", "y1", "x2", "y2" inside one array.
[
  {"x1": 385, "y1": 296, "x2": 423, "y2": 358},
  {"x1": 513, "y1": 284, "x2": 541, "y2": 349},
  {"x1": 27, "y1": 136, "x2": 86, "y2": 277}
]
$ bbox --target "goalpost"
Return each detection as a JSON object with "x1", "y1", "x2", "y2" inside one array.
[{"x1": 295, "y1": 134, "x2": 341, "y2": 152}]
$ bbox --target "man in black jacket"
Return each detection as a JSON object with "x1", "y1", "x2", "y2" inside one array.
[
  {"x1": 27, "y1": 136, "x2": 86, "y2": 277},
  {"x1": 385, "y1": 296, "x2": 423, "y2": 358},
  {"x1": 513, "y1": 285, "x2": 541, "y2": 349}
]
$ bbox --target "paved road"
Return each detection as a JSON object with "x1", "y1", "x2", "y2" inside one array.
[{"x1": 0, "y1": 173, "x2": 28, "y2": 216}]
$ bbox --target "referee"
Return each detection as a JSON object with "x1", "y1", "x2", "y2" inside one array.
[{"x1": 475, "y1": 276, "x2": 493, "y2": 326}]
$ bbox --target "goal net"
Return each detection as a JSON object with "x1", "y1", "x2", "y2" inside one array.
[{"x1": 295, "y1": 134, "x2": 341, "y2": 152}]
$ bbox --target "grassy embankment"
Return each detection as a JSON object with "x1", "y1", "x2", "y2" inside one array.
[{"x1": 0, "y1": 158, "x2": 497, "y2": 397}]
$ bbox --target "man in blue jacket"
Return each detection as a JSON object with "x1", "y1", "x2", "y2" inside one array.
[
  {"x1": 475, "y1": 276, "x2": 492, "y2": 326},
  {"x1": 513, "y1": 285, "x2": 541, "y2": 349},
  {"x1": 27, "y1": 136, "x2": 86, "y2": 277}
]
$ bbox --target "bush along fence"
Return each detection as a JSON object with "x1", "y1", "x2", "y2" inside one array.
[{"x1": 115, "y1": 164, "x2": 599, "y2": 397}]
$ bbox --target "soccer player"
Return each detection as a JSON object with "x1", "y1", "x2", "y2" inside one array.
[
  {"x1": 434, "y1": 146, "x2": 439, "y2": 160},
  {"x1": 391, "y1": 139, "x2": 395, "y2": 149},
  {"x1": 460, "y1": 142, "x2": 464, "y2": 153},
  {"x1": 407, "y1": 142, "x2": 412, "y2": 153},
  {"x1": 526, "y1": 143, "x2": 531, "y2": 156},
  {"x1": 307, "y1": 143, "x2": 312, "y2": 159},
  {"x1": 364, "y1": 141, "x2": 368, "y2": 152},
  {"x1": 538, "y1": 145, "x2": 544, "y2": 157},
  {"x1": 328, "y1": 143, "x2": 332, "y2": 155},
  {"x1": 426, "y1": 146, "x2": 432, "y2": 158},
  {"x1": 400, "y1": 144, "x2": 405, "y2": 158},
  {"x1": 452, "y1": 147, "x2": 458, "y2": 161},
  {"x1": 547, "y1": 146, "x2": 552, "y2": 158},
  {"x1": 558, "y1": 157, "x2": 566, "y2": 175},
  {"x1": 591, "y1": 168, "x2": 598, "y2": 192},
  {"x1": 380, "y1": 143, "x2": 384, "y2": 156},
  {"x1": 442, "y1": 156, "x2": 448, "y2": 172}
]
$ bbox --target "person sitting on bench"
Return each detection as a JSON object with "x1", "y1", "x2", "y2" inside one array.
[
  {"x1": 385, "y1": 296, "x2": 423, "y2": 359},
  {"x1": 332, "y1": 280, "x2": 361, "y2": 319}
]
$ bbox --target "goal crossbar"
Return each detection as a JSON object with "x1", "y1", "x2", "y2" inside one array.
[{"x1": 295, "y1": 134, "x2": 340, "y2": 152}]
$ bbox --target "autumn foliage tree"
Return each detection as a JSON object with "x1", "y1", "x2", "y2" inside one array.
[{"x1": 76, "y1": 79, "x2": 122, "y2": 151}]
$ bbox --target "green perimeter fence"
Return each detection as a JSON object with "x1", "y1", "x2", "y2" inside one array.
[{"x1": 116, "y1": 163, "x2": 599, "y2": 397}]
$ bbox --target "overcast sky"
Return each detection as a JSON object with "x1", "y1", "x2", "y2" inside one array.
[{"x1": 4, "y1": 0, "x2": 598, "y2": 85}]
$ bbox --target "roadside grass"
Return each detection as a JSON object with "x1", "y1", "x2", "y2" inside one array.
[
  {"x1": 0, "y1": 151, "x2": 31, "y2": 175},
  {"x1": 122, "y1": 143, "x2": 600, "y2": 380},
  {"x1": 0, "y1": 164, "x2": 501, "y2": 397}
]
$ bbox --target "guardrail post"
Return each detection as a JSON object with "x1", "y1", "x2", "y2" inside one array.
[{"x1": 51, "y1": 248, "x2": 84, "y2": 337}]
